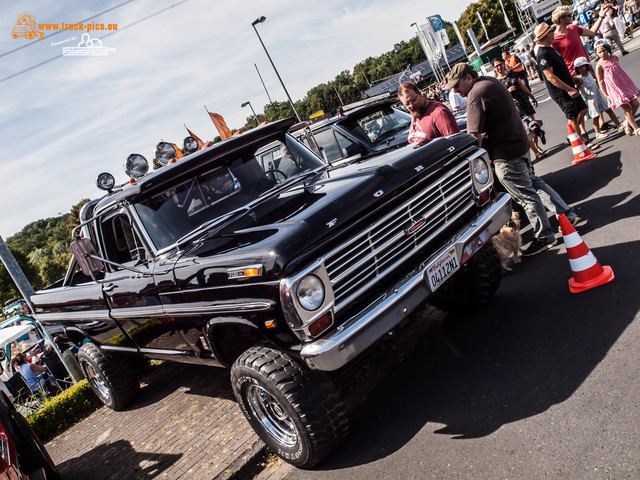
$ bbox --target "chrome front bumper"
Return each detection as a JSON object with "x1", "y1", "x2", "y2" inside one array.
[{"x1": 300, "y1": 192, "x2": 512, "y2": 371}]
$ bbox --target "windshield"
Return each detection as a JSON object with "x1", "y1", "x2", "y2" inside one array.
[
  {"x1": 133, "y1": 135, "x2": 324, "y2": 250},
  {"x1": 344, "y1": 106, "x2": 411, "y2": 144}
]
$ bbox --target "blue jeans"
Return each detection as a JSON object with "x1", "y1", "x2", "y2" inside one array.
[{"x1": 494, "y1": 154, "x2": 576, "y2": 241}]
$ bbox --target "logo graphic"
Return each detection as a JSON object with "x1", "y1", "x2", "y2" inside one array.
[
  {"x1": 406, "y1": 218, "x2": 426, "y2": 235},
  {"x1": 11, "y1": 11, "x2": 44, "y2": 40},
  {"x1": 63, "y1": 33, "x2": 116, "y2": 56}
]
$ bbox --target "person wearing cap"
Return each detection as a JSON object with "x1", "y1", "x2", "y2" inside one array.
[
  {"x1": 445, "y1": 63, "x2": 583, "y2": 257},
  {"x1": 535, "y1": 22, "x2": 597, "y2": 148},
  {"x1": 397, "y1": 82, "x2": 460, "y2": 147},
  {"x1": 552, "y1": 5, "x2": 605, "y2": 75}
]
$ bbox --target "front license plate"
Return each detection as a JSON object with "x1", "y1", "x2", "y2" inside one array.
[{"x1": 425, "y1": 247, "x2": 460, "y2": 292}]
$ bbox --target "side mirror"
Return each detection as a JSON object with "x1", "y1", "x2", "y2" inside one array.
[
  {"x1": 70, "y1": 238, "x2": 105, "y2": 276},
  {"x1": 342, "y1": 143, "x2": 364, "y2": 158}
]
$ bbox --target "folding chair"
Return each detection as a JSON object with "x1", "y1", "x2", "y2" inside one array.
[
  {"x1": 4, "y1": 372, "x2": 43, "y2": 415},
  {"x1": 41, "y1": 355, "x2": 73, "y2": 390}
]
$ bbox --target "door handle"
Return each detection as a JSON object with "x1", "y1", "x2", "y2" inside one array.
[{"x1": 103, "y1": 283, "x2": 116, "y2": 292}]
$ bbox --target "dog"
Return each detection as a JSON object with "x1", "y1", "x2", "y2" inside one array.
[{"x1": 491, "y1": 211, "x2": 522, "y2": 271}]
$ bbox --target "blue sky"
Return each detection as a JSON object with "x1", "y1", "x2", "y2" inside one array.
[{"x1": 0, "y1": 0, "x2": 475, "y2": 238}]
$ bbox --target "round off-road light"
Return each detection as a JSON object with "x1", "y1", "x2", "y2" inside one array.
[
  {"x1": 183, "y1": 136, "x2": 199, "y2": 154},
  {"x1": 124, "y1": 154, "x2": 149, "y2": 179},
  {"x1": 96, "y1": 172, "x2": 115, "y2": 191},
  {"x1": 297, "y1": 275, "x2": 325, "y2": 311},
  {"x1": 155, "y1": 142, "x2": 177, "y2": 165}
]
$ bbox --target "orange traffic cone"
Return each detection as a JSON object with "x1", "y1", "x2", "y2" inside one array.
[
  {"x1": 567, "y1": 124, "x2": 597, "y2": 165},
  {"x1": 559, "y1": 214, "x2": 614, "y2": 293}
]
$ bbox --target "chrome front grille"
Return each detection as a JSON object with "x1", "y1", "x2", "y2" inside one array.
[{"x1": 324, "y1": 160, "x2": 475, "y2": 311}]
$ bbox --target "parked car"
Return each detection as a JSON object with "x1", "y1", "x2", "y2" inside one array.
[
  {"x1": 292, "y1": 96, "x2": 466, "y2": 165},
  {"x1": 0, "y1": 390, "x2": 59, "y2": 479},
  {"x1": 31, "y1": 117, "x2": 510, "y2": 468}
]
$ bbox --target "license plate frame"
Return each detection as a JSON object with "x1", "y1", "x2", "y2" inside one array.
[{"x1": 425, "y1": 246, "x2": 460, "y2": 292}]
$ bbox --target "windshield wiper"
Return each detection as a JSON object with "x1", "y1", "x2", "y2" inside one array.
[
  {"x1": 259, "y1": 168, "x2": 328, "y2": 198},
  {"x1": 376, "y1": 125, "x2": 409, "y2": 142},
  {"x1": 177, "y1": 207, "x2": 251, "y2": 244}
]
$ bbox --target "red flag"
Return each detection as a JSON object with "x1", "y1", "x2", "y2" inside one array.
[
  {"x1": 208, "y1": 112, "x2": 232, "y2": 140},
  {"x1": 184, "y1": 125, "x2": 205, "y2": 149}
]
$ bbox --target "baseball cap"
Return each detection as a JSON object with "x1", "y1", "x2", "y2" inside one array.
[
  {"x1": 573, "y1": 56, "x2": 590, "y2": 69},
  {"x1": 444, "y1": 63, "x2": 474, "y2": 91}
]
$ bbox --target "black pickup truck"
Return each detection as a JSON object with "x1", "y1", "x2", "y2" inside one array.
[{"x1": 30, "y1": 118, "x2": 510, "y2": 467}]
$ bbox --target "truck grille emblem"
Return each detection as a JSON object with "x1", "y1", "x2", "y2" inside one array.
[{"x1": 406, "y1": 218, "x2": 426, "y2": 235}]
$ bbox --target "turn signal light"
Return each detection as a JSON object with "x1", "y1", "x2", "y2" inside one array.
[
  {"x1": 244, "y1": 268, "x2": 260, "y2": 277},
  {"x1": 478, "y1": 190, "x2": 490, "y2": 206},
  {"x1": 308, "y1": 312, "x2": 333, "y2": 337}
]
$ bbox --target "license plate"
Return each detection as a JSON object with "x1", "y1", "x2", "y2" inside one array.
[{"x1": 425, "y1": 247, "x2": 460, "y2": 292}]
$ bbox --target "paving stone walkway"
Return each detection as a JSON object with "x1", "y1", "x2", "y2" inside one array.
[{"x1": 45, "y1": 362, "x2": 261, "y2": 479}]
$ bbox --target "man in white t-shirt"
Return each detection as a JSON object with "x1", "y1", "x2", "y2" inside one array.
[{"x1": 448, "y1": 90, "x2": 467, "y2": 110}]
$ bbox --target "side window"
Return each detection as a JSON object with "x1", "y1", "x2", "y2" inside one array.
[
  {"x1": 100, "y1": 213, "x2": 146, "y2": 268},
  {"x1": 312, "y1": 129, "x2": 342, "y2": 162},
  {"x1": 335, "y1": 132, "x2": 355, "y2": 156}
]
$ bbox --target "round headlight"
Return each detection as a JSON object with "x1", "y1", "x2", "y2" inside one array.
[
  {"x1": 155, "y1": 142, "x2": 177, "y2": 165},
  {"x1": 96, "y1": 172, "x2": 115, "y2": 191},
  {"x1": 297, "y1": 275, "x2": 325, "y2": 311},
  {"x1": 124, "y1": 154, "x2": 149, "y2": 179},
  {"x1": 183, "y1": 136, "x2": 199, "y2": 154},
  {"x1": 472, "y1": 156, "x2": 490, "y2": 185}
]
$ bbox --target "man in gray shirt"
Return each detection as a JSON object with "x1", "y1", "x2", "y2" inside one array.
[{"x1": 445, "y1": 63, "x2": 583, "y2": 256}]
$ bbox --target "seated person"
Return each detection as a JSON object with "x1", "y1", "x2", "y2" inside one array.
[{"x1": 11, "y1": 352, "x2": 57, "y2": 395}]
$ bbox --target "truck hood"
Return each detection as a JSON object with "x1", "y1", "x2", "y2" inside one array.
[{"x1": 177, "y1": 133, "x2": 477, "y2": 280}]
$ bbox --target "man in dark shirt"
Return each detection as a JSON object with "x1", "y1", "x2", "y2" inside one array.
[
  {"x1": 535, "y1": 22, "x2": 594, "y2": 147},
  {"x1": 445, "y1": 62, "x2": 583, "y2": 256}
]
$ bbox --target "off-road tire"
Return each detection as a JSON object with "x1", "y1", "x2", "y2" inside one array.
[
  {"x1": 12, "y1": 409, "x2": 60, "y2": 479},
  {"x1": 78, "y1": 342, "x2": 140, "y2": 410},
  {"x1": 231, "y1": 342, "x2": 349, "y2": 468},
  {"x1": 429, "y1": 243, "x2": 501, "y2": 314}
]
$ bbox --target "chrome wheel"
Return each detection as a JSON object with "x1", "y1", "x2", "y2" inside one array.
[
  {"x1": 82, "y1": 360, "x2": 111, "y2": 401},
  {"x1": 246, "y1": 384, "x2": 297, "y2": 447}
]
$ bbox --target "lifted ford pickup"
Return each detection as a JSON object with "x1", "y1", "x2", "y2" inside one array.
[{"x1": 30, "y1": 118, "x2": 510, "y2": 467}]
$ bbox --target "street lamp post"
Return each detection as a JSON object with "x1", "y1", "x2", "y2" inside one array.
[
  {"x1": 241, "y1": 101, "x2": 260, "y2": 125},
  {"x1": 251, "y1": 16, "x2": 302, "y2": 122}
]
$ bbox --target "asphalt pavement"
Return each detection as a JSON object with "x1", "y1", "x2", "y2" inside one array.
[{"x1": 276, "y1": 34, "x2": 640, "y2": 480}]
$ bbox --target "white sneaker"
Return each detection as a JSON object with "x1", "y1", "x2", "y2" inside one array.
[{"x1": 595, "y1": 132, "x2": 609, "y2": 140}]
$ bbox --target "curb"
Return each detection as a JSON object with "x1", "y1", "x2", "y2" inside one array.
[{"x1": 214, "y1": 440, "x2": 267, "y2": 480}]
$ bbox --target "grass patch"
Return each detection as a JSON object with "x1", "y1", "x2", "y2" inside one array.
[{"x1": 26, "y1": 380, "x2": 102, "y2": 442}]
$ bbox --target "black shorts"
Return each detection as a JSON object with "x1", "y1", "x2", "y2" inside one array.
[{"x1": 553, "y1": 93, "x2": 588, "y2": 120}]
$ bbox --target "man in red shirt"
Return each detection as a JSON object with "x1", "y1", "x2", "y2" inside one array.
[
  {"x1": 397, "y1": 82, "x2": 460, "y2": 146},
  {"x1": 552, "y1": 5, "x2": 604, "y2": 74}
]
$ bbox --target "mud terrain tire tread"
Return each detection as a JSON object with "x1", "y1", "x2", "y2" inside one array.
[
  {"x1": 78, "y1": 342, "x2": 140, "y2": 411},
  {"x1": 231, "y1": 342, "x2": 348, "y2": 468}
]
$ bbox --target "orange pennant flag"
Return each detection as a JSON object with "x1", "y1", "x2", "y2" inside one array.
[{"x1": 208, "y1": 112, "x2": 232, "y2": 140}]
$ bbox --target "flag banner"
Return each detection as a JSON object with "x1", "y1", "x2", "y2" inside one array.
[{"x1": 208, "y1": 112, "x2": 232, "y2": 140}]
